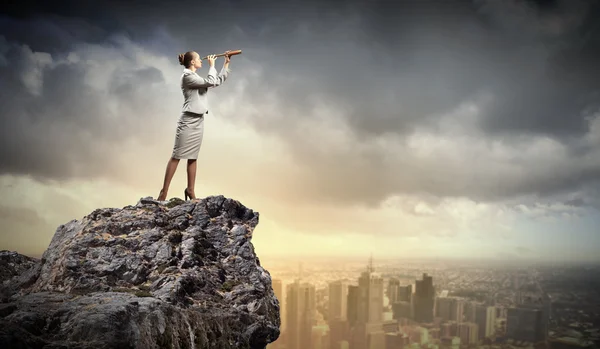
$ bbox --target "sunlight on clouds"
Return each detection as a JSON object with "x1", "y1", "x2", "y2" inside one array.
[
  {"x1": 250, "y1": 192, "x2": 518, "y2": 245},
  {"x1": 383, "y1": 195, "x2": 517, "y2": 237},
  {"x1": 414, "y1": 202, "x2": 435, "y2": 216}
]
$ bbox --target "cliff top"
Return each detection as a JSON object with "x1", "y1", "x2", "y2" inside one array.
[{"x1": 0, "y1": 195, "x2": 280, "y2": 349}]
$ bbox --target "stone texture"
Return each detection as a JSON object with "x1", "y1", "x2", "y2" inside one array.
[{"x1": 0, "y1": 195, "x2": 280, "y2": 349}]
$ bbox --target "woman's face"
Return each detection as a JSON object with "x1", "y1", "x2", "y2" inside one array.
[{"x1": 192, "y1": 52, "x2": 202, "y2": 69}]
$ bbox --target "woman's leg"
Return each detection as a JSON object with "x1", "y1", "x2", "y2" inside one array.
[
  {"x1": 186, "y1": 159, "x2": 197, "y2": 199},
  {"x1": 158, "y1": 157, "x2": 180, "y2": 200}
]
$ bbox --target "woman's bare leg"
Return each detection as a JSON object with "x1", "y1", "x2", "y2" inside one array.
[
  {"x1": 158, "y1": 157, "x2": 180, "y2": 200},
  {"x1": 186, "y1": 159, "x2": 197, "y2": 199}
]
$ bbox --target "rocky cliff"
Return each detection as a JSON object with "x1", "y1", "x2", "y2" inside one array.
[{"x1": 0, "y1": 195, "x2": 280, "y2": 349}]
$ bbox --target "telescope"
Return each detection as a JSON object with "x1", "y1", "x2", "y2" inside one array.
[{"x1": 201, "y1": 50, "x2": 242, "y2": 60}]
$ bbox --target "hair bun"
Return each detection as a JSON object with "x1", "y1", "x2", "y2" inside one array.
[{"x1": 178, "y1": 53, "x2": 185, "y2": 65}]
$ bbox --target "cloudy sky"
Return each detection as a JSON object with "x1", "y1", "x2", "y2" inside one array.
[{"x1": 1, "y1": 0, "x2": 599, "y2": 263}]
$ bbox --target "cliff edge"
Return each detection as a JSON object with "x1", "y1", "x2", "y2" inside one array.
[{"x1": 0, "y1": 195, "x2": 280, "y2": 349}]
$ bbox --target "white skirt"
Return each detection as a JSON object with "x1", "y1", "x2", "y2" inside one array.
[{"x1": 171, "y1": 111, "x2": 205, "y2": 160}]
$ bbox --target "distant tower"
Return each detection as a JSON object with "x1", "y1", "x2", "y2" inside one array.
[
  {"x1": 329, "y1": 280, "x2": 349, "y2": 321},
  {"x1": 388, "y1": 278, "x2": 400, "y2": 304},
  {"x1": 357, "y1": 255, "x2": 384, "y2": 324},
  {"x1": 413, "y1": 273, "x2": 435, "y2": 323},
  {"x1": 286, "y1": 281, "x2": 316, "y2": 349}
]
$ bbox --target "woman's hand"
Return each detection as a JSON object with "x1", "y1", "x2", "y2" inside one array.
[
  {"x1": 224, "y1": 51, "x2": 232, "y2": 63},
  {"x1": 207, "y1": 54, "x2": 216, "y2": 67}
]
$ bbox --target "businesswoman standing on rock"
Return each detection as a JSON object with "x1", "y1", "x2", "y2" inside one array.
[{"x1": 157, "y1": 50, "x2": 232, "y2": 202}]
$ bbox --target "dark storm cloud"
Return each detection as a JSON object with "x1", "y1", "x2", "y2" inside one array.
[
  {"x1": 210, "y1": 0, "x2": 600, "y2": 204},
  {"x1": 472, "y1": 0, "x2": 600, "y2": 138},
  {"x1": 6, "y1": 0, "x2": 598, "y2": 138},
  {"x1": 4, "y1": 0, "x2": 599, "y2": 136},
  {"x1": 99, "y1": 0, "x2": 597, "y2": 144},
  {"x1": 245, "y1": 0, "x2": 600, "y2": 140},
  {"x1": 0, "y1": 0, "x2": 599, "y2": 207},
  {"x1": 0, "y1": 14, "x2": 110, "y2": 54},
  {"x1": 0, "y1": 31, "x2": 174, "y2": 181}
]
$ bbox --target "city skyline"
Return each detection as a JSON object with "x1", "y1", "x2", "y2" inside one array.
[
  {"x1": 1, "y1": 0, "x2": 600, "y2": 262},
  {"x1": 266, "y1": 256, "x2": 598, "y2": 349}
]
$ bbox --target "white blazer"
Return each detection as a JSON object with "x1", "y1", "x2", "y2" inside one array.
[{"x1": 180, "y1": 65, "x2": 230, "y2": 115}]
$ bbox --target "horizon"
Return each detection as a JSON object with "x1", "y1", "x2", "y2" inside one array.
[{"x1": 14, "y1": 247, "x2": 600, "y2": 267}]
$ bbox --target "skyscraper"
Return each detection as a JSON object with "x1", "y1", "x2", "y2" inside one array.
[
  {"x1": 518, "y1": 293, "x2": 550, "y2": 343},
  {"x1": 506, "y1": 307, "x2": 543, "y2": 343},
  {"x1": 286, "y1": 281, "x2": 316, "y2": 349},
  {"x1": 269, "y1": 278, "x2": 284, "y2": 349},
  {"x1": 272, "y1": 279, "x2": 284, "y2": 330},
  {"x1": 455, "y1": 299, "x2": 465, "y2": 323},
  {"x1": 329, "y1": 280, "x2": 349, "y2": 321},
  {"x1": 397, "y1": 285, "x2": 412, "y2": 302},
  {"x1": 387, "y1": 278, "x2": 400, "y2": 304},
  {"x1": 465, "y1": 301, "x2": 478, "y2": 322},
  {"x1": 273, "y1": 279, "x2": 283, "y2": 303},
  {"x1": 357, "y1": 257, "x2": 384, "y2": 324},
  {"x1": 435, "y1": 297, "x2": 454, "y2": 322},
  {"x1": 475, "y1": 305, "x2": 496, "y2": 340},
  {"x1": 347, "y1": 285, "x2": 359, "y2": 327},
  {"x1": 328, "y1": 318, "x2": 349, "y2": 349},
  {"x1": 459, "y1": 322, "x2": 479, "y2": 345},
  {"x1": 413, "y1": 273, "x2": 435, "y2": 323}
]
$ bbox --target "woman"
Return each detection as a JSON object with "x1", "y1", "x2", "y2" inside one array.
[{"x1": 157, "y1": 50, "x2": 232, "y2": 201}]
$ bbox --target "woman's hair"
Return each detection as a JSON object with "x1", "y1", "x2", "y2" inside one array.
[{"x1": 178, "y1": 51, "x2": 196, "y2": 68}]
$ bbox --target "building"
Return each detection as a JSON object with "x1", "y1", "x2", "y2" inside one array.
[
  {"x1": 272, "y1": 279, "x2": 284, "y2": 331},
  {"x1": 329, "y1": 280, "x2": 349, "y2": 321},
  {"x1": 506, "y1": 307, "x2": 544, "y2": 343},
  {"x1": 388, "y1": 278, "x2": 400, "y2": 304},
  {"x1": 392, "y1": 301, "x2": 412, "y2": 320},
  {"x1": 413, "y1": 273, "x2": 435, "y2": 323},
  {"x1": 519, "y1": 292, "x2": 551, "y2": 343},
  {"x1": 347, "y1": 285, "x2": 359, "y2": 327},
  {"x1": 475, "y1": 305, "x2": 496, "y2": 340},
  {"x1": 329, "y1": 318, "x2": 350, "y2": 349},
  {"x1": 458, "y1": 322, "x2": 478, "y2": 345},
  {"x1": 312, "y1": 325, "x2": 329, "y2": 349},
  {"x1": 286, "y1": 281, "x2": 317, "y2": 349},
  {"x1": 357, "y1": 257, "x2": 384, "y2": 324},
  {"x1": 435, "y1": 297, "x2": 454, "y2": 322},
  {"x1": 398, "y1": 285, "x2": 412, "y2": 302}
]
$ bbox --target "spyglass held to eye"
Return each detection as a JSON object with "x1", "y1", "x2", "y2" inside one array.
[{"x1": 200, "y1": 50, "x2": 242, "y2": 60}]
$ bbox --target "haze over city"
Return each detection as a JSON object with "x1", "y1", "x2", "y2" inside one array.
[{"x1": 266, "y1": 256, "x2": 599, "y2": 349}]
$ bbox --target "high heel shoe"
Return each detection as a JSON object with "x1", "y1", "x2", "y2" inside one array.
[{"x1": 184, "y1": 188, "x2": 196, "y2": 200}]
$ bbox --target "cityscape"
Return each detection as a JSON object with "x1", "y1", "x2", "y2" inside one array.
[{"x1": 262, "y1": 256, "x2": 600, "y2": 349}]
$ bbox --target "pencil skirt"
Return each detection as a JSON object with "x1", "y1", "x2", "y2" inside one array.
[{"x1": 171, "y1": 111, "x2": 205, "y2": 160}]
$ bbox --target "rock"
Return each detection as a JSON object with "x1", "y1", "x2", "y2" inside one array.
[
  {"x1": 0, "y1": 251, "x2": 40, "y2": 303},
  {"x1": 0, "y1": 251, "x2": 38, "y2": 282},
  {"x1": 0, "y1": 195, "x2": 280, "y2": 349}
]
